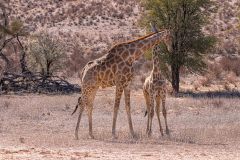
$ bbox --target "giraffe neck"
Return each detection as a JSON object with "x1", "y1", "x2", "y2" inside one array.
[
  {"x1": 151, "y1": 45, "x2": 163, "y2": 78},
  {"x1": 124, "y1": 31, "x2": 166, "y2": 63}
]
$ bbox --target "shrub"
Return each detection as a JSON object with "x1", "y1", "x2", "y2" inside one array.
[
  {"x1": 208, "y1": 62, "x2": 223, "y2": 80},
  {"x1": 27, "y1": 31, "x2": 67, "y2": 76},
  {"x1": 65, "y1": 44, "x2": 87, "y2": 77},
  {"x1": 200, "y1": 75, "x2": 214, "y2": 87},
  {"x1": 220, "y1": 56, "x2": 240, "y2": 76}
]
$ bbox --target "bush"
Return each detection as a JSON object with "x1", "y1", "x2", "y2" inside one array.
[
  {"x1": 220, "y1": 56, "x2": 240, "y2": 76},
  {"x1": 27, "y1": 31, "x2": 67, "y2": 76},
  {"x1": 208, "y1": 62, "x2": 223, "y2": 80},
  {"x1": 65, "y1": 44, "x2": 87, "y2": 77}
]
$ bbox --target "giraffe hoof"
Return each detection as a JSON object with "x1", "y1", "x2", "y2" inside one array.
[
  {"x1": 112, "y1": 135, "x2": 118, "y2": 140},
  {"x1": 160, "y1": 132, "x2": 164, "y2": 137},
  {"x1": 166, "y1": 129, "x2": 170, "y2": 136},
  {"x1": 75, "y1": 134, "x2": 79, "y2": 140},
  {"x1": 147, "y1": 131, "x2": 152, "y2": 137},
  {"x1": 88, "y1": 135, "x2": 95, "y2": 139},
  {"x1": 160, "y1": 129, "x2": 164, "y2": 136},
  {"x1": 131, "y1": 134, "x2": 137, "y2": 140}
]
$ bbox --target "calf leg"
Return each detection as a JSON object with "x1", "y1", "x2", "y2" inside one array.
[
  {"x1": 143, "y1": 89, "x2": 150, "y2": 134},
  {"x1": 155, "y1": 96, "x2": 164, "y2": 136},
  {"x1": 162, "y1": 97, "x2": 169, "y2": 135},
  {"x1": 148, "y1": 93, "x2": 154, "y2": 137}
]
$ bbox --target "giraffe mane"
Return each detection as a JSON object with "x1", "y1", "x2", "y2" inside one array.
[
  {"x1": 107, "y1": 29, "x2": 167, "y2": 54},
  {"x1": 122, "y1": 32, "x2": 157, "y2": 44},
  {"x1": 109, "y1": 32, "x2": 157, "y2": 50},
  {"x1": 123, "y1": 29, "x2": 166, "y2": 45}
]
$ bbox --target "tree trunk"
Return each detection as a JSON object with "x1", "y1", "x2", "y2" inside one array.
[
  {"x1": 46, "y1": 61, "x2": 52, "y2": 76},
  {"x1": 171, "y1": 64, "x2": 180, "y2": 94},
  {"x1": 16, "y1": 35, "x2": 29, "y2": 74},
  {"x1": 0, "y1": 51, "x2": 10, "y2": 71}
]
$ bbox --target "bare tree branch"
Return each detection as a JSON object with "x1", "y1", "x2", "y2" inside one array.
[{"x1": 16, "y1": 34, "x2": 29, "y2": 73}]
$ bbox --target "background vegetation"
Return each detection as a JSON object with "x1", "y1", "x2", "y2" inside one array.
[
  {"x1": 140, "y1": 0, "x2": 216, "y2": 93},
  {"x1": 0, "y1": 0, "x2": 239, "y2": 94},
  {"x1": 27, "y1": 31, "x2": 67, "y2": 76}
]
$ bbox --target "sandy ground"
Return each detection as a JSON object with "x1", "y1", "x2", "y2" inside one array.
[{"x1": 0, "y1": 88, "x2": 240, "y2": 159}]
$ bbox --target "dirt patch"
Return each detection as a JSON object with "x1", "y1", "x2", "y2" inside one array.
[{"x1": 0, "y1": 89, "x2": 240, "y2": 159}]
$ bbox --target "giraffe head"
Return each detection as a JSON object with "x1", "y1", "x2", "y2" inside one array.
[
  {"x1": 163, "y1": 30, "x2": 173, "y2": 53},
  {"x1": 150, "y1": 23, "x2": 172, "y2": 52}
]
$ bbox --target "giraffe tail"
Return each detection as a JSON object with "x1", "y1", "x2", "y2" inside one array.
[{"x1": 71, "y1": 96, "x2": 82, "y2": 115}]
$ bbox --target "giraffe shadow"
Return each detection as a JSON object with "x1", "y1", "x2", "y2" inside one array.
[
  {"x1": 94, "y1": 131, "x2": 173, "y2": 145},
  {"x1": 176, "y1": 91, "x2": 240, "y2": 98}
]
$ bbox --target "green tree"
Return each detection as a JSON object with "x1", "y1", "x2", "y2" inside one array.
[
  {"x1": 140, "y1": 0, "x2": 216, "y2": 93},
  {"x1": 28, "y1": 31, "x2": 67, "y2": 76}
]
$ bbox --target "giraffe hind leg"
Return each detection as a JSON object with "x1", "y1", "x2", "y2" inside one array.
[
  {"x1": 86, "y1": 88, "x2": 98, "y2": 139},
  {"x1": 75, "y1": 98, "x2": 84, "y2": 140},
  {"x1": 124, "y1": 85, "x2": 135, "y2": 138},
  {"x1": 75, "y1": 87, "x2": 97, "y2": 140},
  {"x1": 86, "y1": 101, "x2": 94, "y2": 139},
  {"x1": 112, "y1": 86, "x2": 123, "y2": 139}
]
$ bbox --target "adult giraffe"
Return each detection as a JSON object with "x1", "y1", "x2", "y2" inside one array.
[{"x1": 72, "y1": 27, "x2": 171, "y2": 140}]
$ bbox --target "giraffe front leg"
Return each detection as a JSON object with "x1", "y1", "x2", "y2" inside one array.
[
  {"x1": 112, "y1": 86, "x2": 123, "y2": 139},
  {"x1": 124, "y1": 85, "x2": 135, "y2": 138},
  {"x1": 156, "y1": 96, "x2": 163, "y2": 136},
  {"x1": 145, "y1": 106, "x2": 150, "y2": 135},
  {"x1": 147, "y1": 94, "x2": 154, "y2": 137},
  {"x1": 143, "y1": 89, "x2": 150, "y2": 134},
  {"x1": 162, "y1": 97, "x2": 170, "y2": 135}
]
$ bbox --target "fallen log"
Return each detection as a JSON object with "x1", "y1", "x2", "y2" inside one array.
[{"x1": 0, "y1": 72, "x2": 80, "y2": 94}]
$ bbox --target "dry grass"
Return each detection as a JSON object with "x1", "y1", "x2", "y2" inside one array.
[
  {"x1": 220, "y1": 56, "x2": 240, "y2": 76},
  {"x1": 0, "y1": 88, "x2": 240, "y2": 159}
]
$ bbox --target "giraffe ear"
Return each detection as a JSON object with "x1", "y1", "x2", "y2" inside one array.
[{"x1": 150, "y1": 22, "x2": 158, "y2": 33}]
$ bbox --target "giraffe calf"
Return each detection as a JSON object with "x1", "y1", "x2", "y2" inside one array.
[
  {"x1": 142, "y1": 23, "x2": 171, "y2": 137},
  {"x1": 143, "y1": 74, "x2": 169, "y2": 137}
]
